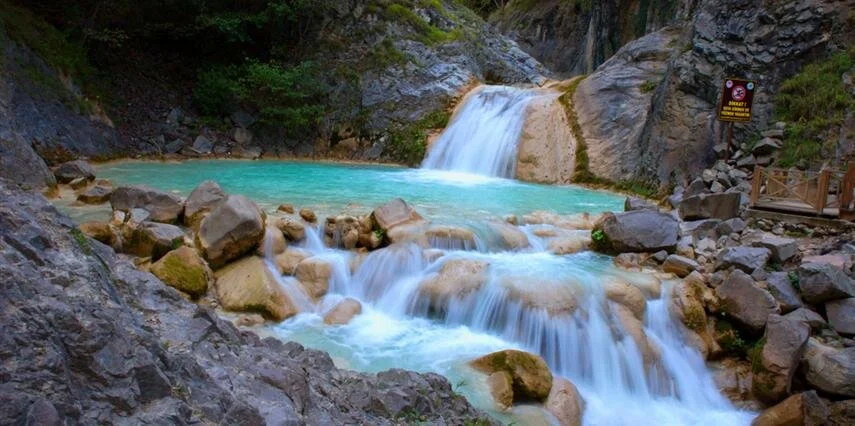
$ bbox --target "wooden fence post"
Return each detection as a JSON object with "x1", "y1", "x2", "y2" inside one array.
[
  {"x1": 816, "y1": 169, "x2": 831, "y2": 215},
  {"x1": 751, "y1": 166, "x2": 763, "y2": 206}
]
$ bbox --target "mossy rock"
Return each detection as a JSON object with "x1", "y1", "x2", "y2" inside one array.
[
  {"x1": 150, "y1": 246, "x2": 213, "y2": 298},
  {"x1": 470, "y1": 349, "x2": 553, "y2": 403}
]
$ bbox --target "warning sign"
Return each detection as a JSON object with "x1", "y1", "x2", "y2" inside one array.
[{"x1": 717, "y1": 78, "x2": 756, "y2": 122}]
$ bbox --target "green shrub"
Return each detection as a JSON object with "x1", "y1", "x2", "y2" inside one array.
[
  {"x1": 639, "y1": 80, "x2": 658, "y2": 93},
  {"x1": 775, "y1": 50, "x2": 854, "y2": 168},
  {"x1": 386, "y1": 109, "x2": 450, "y2": 165},
  {"x1": 193, "y1": 61, "x2": 326, "y2": 138}
]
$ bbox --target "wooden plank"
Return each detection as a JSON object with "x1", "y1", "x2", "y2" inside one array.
[
  {"x1": 750, "y1": 166, "x2": 762, "y2": 206},
  {"x1": 816, "y1": 169, "x2": 831, "y2": 215}
]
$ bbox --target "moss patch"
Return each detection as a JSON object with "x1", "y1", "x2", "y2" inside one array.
[
  {"x1": 385, "y1": 108, "x2": 451, "y2": 165},
  {"x1": 151, "y1": 248, "x2": 210, "y2": 298}
]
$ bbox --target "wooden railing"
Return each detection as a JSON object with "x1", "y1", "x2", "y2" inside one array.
[{"x1": 750, "y1": 164, "x2": 855, "y2": 219}]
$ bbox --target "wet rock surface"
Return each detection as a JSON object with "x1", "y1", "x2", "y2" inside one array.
[{"x1": 0, "y1": 181, "x2": 492, "y2": 425}]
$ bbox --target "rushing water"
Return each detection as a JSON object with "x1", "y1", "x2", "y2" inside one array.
[
  {"x1": 65, "y1": 86, "x2": 756, "y2": 424},
  {"x1": 422, "y1": 85, "x2": 540, "y2": 178}
]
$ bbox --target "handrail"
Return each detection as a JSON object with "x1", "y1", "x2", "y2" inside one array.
[{"x1": 750, "y1": 165, "x2": 854, "y2": 219}]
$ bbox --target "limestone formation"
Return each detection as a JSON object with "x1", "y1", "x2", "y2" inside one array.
[
  {"x1": 215, "y1": 256, "x2": 296, "y2": 320},
  {"x1": 471, "y1": 349, "x2": 553, "y2": 402}
]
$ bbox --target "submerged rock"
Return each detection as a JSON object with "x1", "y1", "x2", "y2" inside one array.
[
  {"x1": 77, "y1": 181, "x2": 114, "y2": 204},
  {"x1": 425, "y1": 225, "x2": 479, "y2": 250},
  {"x1": 372, "y1": 198, "x2": 423, "y2": 232},
  {"x1": 324, "y1": 298, "x2": 362, "y2": 325},
  {"x1": 294, "y1": 257, "x2": 333, "y2": 300},
  {"x1": 215, "y1": 256, "x2": 296, "y2": 321},
  {"x1": 274, "y1": 248, "x2": 312, "y2": 275},
  {"x1": 471, "y1": 349, "x2": 553, "y2": 402},
  {"x1": 545, "y1": 377, "x2": 585, "y2": 426},
  {"x1": 150, "y1": 246, "x2": 213, "y2": 298},
  {"x1": 196, "y1": 195, "x2": 265, "y2": 268},
  {"x1": 486, "y1": 371, "x2": 514, "y2": 410},
  {"x1": 420, "y1": 259, "x2": 489, "y2": 302}
]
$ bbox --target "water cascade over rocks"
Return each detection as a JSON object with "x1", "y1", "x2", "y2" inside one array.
[
  {"x1": 421, "y1": 85, "x2": 542, "y2": 178},
  {"x1": 261, "y1": 220, "x2": 753, "y2": 425}
]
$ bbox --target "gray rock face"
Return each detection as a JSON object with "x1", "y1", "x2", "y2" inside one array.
[
  {"x1": 196, "y1": 195, "x2": 265, "y2": 268},
  {"x1": 715, "y1": 246, "x2": 771, "y2": 273},
  {"x1": 715, "y1": 269, "x2": 779, "y2": 332},
  {"x1": 595, "y1": 210, "x2": 679, "y2": 253},
  {"x1": 752, "y1": 315, "x2": 810, "y2": 404},
  {"x1": 110, "y1": 185, "x2": 184, "y2": 223},
  {"x1": 797, "y1": 263, "x2": 855, "y2": 304},
  {"x1": 826, "y1": 298, "x2": 855, "y2": 336},
  {"x1": 716, "y1": 218, "x2": 746, "y2": 236},
  {"x1": 0, "y1": 181, "x2": 491, "y2": 425},
  {"x1": 52, "y1": 159, "x2": 95, "y2": 183},
  {"x1": 802, "y1": 339, "x2": 855, "y2": 398},
  {"x1": 564, "y1": 0, "x2": 835, "y2": 184},
  {"x1": 678, "y1": 193, "x2": 742, "y2": 221},
  {"x1": 573, "y1": 27, "x2": 682, "y2": 182},
  {"x1": 765, "y1": 272, "x2": 803, "y2": 313},
  {"x1": 0, "y1": 133, "x2": 56, "y2": 190},
  {"x1": 183, "y1": 180, "x2": 227, "y2": 227}
]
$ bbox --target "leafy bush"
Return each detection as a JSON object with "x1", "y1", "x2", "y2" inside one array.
[
  {"x1": 194, "y1": 61, "x2": 326, "y2": 138},
  {"x1": 385, "y1": 109, "x2": 450, "y2": 165},
  {"x1": 775, "y1": 50, "x2": 854, "y2": 168}
]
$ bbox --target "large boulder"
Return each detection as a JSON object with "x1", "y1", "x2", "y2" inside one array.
[
  {"x1": 215, "y1": 256, "x2": 296, "y2": 321},
  {"x1": 802, "y1": 339, "x2": 855, "y2": 397},
  {"x1": 797, "y1": 263, "x2": 855, "y2": 304},
  {"x1": 669, "y1": 273, "x2": 716, "y2": 358},
  {"x1": 183, "y1": 180, "x2": 227, "y2": 227},
  {"x1": 715, "y1": 270, "x2": 779, "y2": 332},
  {"x1": 783, "y1": 308, "x2": 827, "y2": 330},
  {"x1": 604, "y1": 277, "x2": 646, "y2": 320},
  {"x1": 715, "y1": 247, "x2": 771, "y2": 273},
  {"x1": 485, "y1": 371, "x2": 514, "y2": 409},
  {"x1": 624, "y1": 197, "x2": 656, "y2": 211},
  {"x1": 470, "y1": 350, "x2": 553, "y2": 402},
  {"x1": 53, "y1": 159, "x2": 95, "y2": 184},
  {"x1": 752, "y1": 391, "x2": 829, "y2": 426},
  {"x1": 826, "y1": 298, "x2": 855, "y2": 336},
  {"x1": 545, "y1": 377, "x2": 584, "y2": 426},
  {"x1": 274, "y1": 216, "x2": 306, "y2": 242},
  {"x1": 294, "y1": 257, "x2": 333, "y2": 300},
  {"x1": 420, "y1": 259, "x2": 488, "y2": 306},
  {"x1": 124, "y1": 222, "x2": 186, "y2": 261},
  {"x1": 678, "y1": 192, "x2": 741, "y2": 221},
  {"x1": 752, "y1": 315, "x2": 810, "y2": 404},
  {"x1": 593, "y1": 210, "x2": 678, "y2": 253},
  {"x1": 110, "y1": 185, "x2": 184, "y2": 223},
  {"x1": 78, "y1": 221, "x2": 117, "y2": 247},
  {"x1": 372, "y1": 198, "x2": 423, "y2": 232},
  {"x1": 196, "y1": 195, "x2": 265, "y2": 268},
  {"x1": 499, "y1": 276, "x2": 580, "y2": 316},
  {"x1": 424, "y1": 225, "x2": 479, "y2": 250},
  {"x1": 765, "y1": 272, "x2": 803, "y2": 313},
  {"x1": 150, "y1": 246, "x2": 213, "y2": 298},
  {"x1": 323, "y1": 298, "x2": 362, "y2": 325}
]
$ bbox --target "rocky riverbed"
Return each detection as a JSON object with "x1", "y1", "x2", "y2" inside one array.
[{"x1": 31, "y1": 157, "x2": 855, "y2": 425}]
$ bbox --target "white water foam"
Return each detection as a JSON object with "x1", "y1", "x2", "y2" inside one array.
[{"x1": 421, "y1": 85, "x2": 541, "y2": 178}]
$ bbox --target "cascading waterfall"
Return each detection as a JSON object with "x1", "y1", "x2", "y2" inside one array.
[
  {"x1": 421, "y1": 85, "x2": 540, "y2": 178},
  {"x1": 263, "y1": 224, "x2": 753, "y2": 425}
]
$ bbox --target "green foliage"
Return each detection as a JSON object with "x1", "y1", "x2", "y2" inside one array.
[
  {"x1": 369, "y1": 39, "x2": 409, "y2": 68},
  {"x1": 70, "y1": 228, "x2": 92, "y2": 255},
  {"x1": 639, "y1": 80, "x2": 658, "y2": 93},
  {"x1": 748, "y1": 337, "x2": 767, "y2": 373},
  {"x1": 385, "y1": 3, "x2": 461, "y2": 45},
  {"x1": 715, "y1": 319, "x2": 748, "y2": 355},
  {"x1": 775, "y1": 50, "x2": 855, "y2": 168},
  {"x1": 590, "y1": 228, "x2": 612, "y2": 253},
  {"x1": 386, "y1": 109, "x2": 451, "y2": 165},
  {"x1": 194, "y1": 61, "x2": 326, "y2": 138},
  {"x1": 787, "y1": 271, "x2": 800, "y2": 290}
]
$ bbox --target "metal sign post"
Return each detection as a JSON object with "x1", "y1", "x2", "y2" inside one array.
[{"x1": 717, "y1": 78, "x2": 756, "y2": 159}]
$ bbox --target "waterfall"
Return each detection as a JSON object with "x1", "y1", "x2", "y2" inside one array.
[{"x1": 421, "y1": 85, "x2": 540, "y2": 178}]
